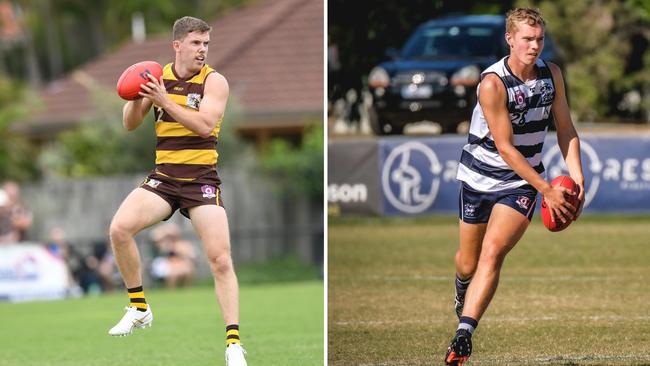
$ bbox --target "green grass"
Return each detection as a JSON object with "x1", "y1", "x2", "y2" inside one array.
[
  {"x1": 328, "y1": 215, "x2": 650, "y2": 366},
  {"x1": 0, "y1": 281, "x2": 323, "y2": 366}
]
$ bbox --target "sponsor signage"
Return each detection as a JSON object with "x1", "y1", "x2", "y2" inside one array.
[
  {"x1": 0, "y1": 244, "x2": 69, "y2": 302},
  {"x1": 328, "y1": 139, "x2": 382, "y2": 215},
  {"x1": 331, "y1": 134, "x2": 650, "y2": 215}
]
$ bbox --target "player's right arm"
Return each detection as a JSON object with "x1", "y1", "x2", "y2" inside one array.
[
  {"x1": 122, "y1": 98, "x2": 153, "y2": 131},
  {"x1": 480, "y1": 74, "x2": 575, "y2": 222}
]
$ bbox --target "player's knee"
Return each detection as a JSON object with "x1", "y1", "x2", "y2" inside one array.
[
  {"x1": 480, "y1": 242, "x2": 508, "y2": 268},
  {"x1": 109, "y1": 221, "x2": 133, "y2": 245},
  {"x1": 208, "y1": 252, "x2": 233, "y2": 276},
  {"x1": 455, "y1": 250, "x2": 477, "y2": 277}
]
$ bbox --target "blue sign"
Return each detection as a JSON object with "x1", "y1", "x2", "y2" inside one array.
[
  {"x1": 377, "y1": 134, "x2": 650, "y2": 215},
  {"x1": 379, "y1": 137, "x2": 465, "y2": 215}
]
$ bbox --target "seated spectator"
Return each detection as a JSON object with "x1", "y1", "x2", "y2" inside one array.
[
  {"x1": 150, "y1": 222, "x2": 197, "y2": 289},
  {"x1": 45, "y1": 227, "x2": 83, "y2": 297},
  {"x1": 2, "y1": 180, "x2": 33, "y2": 242},
  {"x1": 0, "y1": 189, "x2": 13, "y2": 244},
  {"x1": 85, "y1": 239, "x2": 117, "y2": 293}
]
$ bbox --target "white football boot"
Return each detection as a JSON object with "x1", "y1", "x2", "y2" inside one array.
[
  {"x1": 225, "y1": 343, "x2": 247, "y2": 366},
  {"x1": 108, "y1": 306, "x2": 153, "y2": 336}
]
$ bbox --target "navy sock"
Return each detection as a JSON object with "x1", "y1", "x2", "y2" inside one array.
[
  {"x1": 455, "y1": 274, "x2": 472, "y2": 297},
  {"x1": 457, "y1": 316, "x2": 478, "y2": 335}
]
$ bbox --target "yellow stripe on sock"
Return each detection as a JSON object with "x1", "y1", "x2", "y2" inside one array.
[
  {"x1": 128, "y1": 291, "x2": 145, "y2": 298},
  {"x1": 226, "y1": 338, "x2": 240, "y2": 345},
  {"x1": 226, "y1": 329, "x2": 239, "y2": 337},
  {"x1": 132, "y1": 302, "x2": 148, "y2": 310}
]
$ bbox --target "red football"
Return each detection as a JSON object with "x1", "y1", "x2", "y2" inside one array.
[
  {"x1": 541, "y1": 175, "x2": 581, "y2": 232},
  {"x1": 116, "y1": 61, "x2": 163, "y2": 100}
]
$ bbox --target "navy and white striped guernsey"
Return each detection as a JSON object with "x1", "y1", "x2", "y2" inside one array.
[{"x1": 456, "y1": 56, "x2": 556, "y2": 192}]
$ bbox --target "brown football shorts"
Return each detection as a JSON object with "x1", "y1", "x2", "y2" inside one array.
[{"x1": 139, "y1": 169, "x2": 224, "y2": 220}]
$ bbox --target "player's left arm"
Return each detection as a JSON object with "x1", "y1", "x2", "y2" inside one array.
[
  {"x1": 548, "y1": 62, "x2": 585, "y2": 218},
  {"x1": 140, "y1": 72, "x2": 229, "y2": 138}
]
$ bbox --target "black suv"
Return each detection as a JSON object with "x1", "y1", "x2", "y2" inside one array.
[{"x1": 368, "y1": 15, "x2": 559, "y2": 134}]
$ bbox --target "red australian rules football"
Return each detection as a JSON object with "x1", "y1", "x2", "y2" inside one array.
[
  {"x1": 116, "y1": 61, "x2": 163, "y2": 100},
  {"x1": 541, "y1": 175, "x2": 581, "y2": 232}
]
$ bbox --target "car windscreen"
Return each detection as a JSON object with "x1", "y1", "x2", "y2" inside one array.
[{"x1": 401, "y1": 25, "x2": 499, "y2": 59}]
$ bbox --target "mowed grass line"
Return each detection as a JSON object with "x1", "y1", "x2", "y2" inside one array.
[
  {"x1": 328, "y1": 215, "x2": 650, "y2": 366},
  {"x1": 0, "y1": 281, "x2": 323, "y2": 366}
]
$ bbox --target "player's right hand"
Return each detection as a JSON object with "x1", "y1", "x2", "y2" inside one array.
[{"x1": 543, "y1": 185, "x2": 576, "y2": 224}]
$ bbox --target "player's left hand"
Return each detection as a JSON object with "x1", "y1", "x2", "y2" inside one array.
[{"x1": 139, "y1": 74, "x2": 168, "y2": 106}]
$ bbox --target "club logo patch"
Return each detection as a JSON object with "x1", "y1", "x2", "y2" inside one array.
[
  {"x1": 201, "y1": 185, "x2": 217, "y2": 199},
  {"x1": 186, "y1": 93, "x2": 201, "y2": 109},
  {"x1": 516, "y1": 196, "x2": 531, "y2": 210},
  {"x1": 145, "y1": 178, "x2": 161, "y2": 189},
  {"x1": 463, "y1": 203, "x2": 476, "y2": 217},
  {"x1": 539, "y1": 81, "x2": 554, "y2": 104}
]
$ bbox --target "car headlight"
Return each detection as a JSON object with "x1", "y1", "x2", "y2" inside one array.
[
  {"x1": 451, "y1": 65, "x2": 480, "y2": 86},
  {"x1": 368, "y1": 66, "x2": 390, "y2": 88}
]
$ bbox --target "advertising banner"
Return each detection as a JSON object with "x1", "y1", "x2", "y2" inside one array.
[
  {"x1": 378, "y1": 137, "x2": 465, "y2": 215},
  {"x1": 0, "y1": 243, "x2": 69, "y2": 302},
  {"x1": 329, "y1": 133, "x2": 650, "y2": 216},
  {"x1": 378, "y1": 134, "x2": 650, "y2": 215},
  {"x1": 328, "y1": 139, "x2": 381, "y2": 215}
]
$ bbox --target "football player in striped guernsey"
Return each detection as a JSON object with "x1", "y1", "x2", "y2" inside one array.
[
  {"x1": 445, "y1": 8, "x2": 584, "y2": 365},
  {"x1": 107, "y1": 16, "x2": 246, "y2": 366}
]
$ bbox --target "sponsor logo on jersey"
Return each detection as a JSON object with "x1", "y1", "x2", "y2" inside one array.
[
  {"x1": 514, "y1": 89, "x2": 526, "y2": 110},
  {"x1": 201, "y1": 185, "x2": 217, "y2": 199},
  {"x1": 145, "y1": 178, "x2": 162, "y2": 189}
]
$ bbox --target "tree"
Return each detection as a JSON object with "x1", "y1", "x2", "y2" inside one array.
[
  {"x1": 525, "y1": 0, "x2": 650, "y2": 122},
  {"x1": 260, "y1": 123, "x2": 324, "y2": 201},
  {"x1": 0, "y1": 76, "x2": 39, "y2": 181}
]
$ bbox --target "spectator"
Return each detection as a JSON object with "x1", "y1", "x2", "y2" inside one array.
[
  {"x1": 85, "y1": 239, "x2": 117, "y2": 293},
  {"x1": 0, "y1": 189, "x2": 13, "y2": 244},
  {"x1": 150, "y1": 222, "x2": 197, "y2": 288},
  {"x1": 45, "y1": 227, "x2": 83, "y2": 297},
  {"x1": 2, "y1": 180, "x2": 33, "y2": 242}
]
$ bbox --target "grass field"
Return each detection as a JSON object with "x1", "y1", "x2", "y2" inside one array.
[
  {"x1": 329, "y1": 215, "x2": 650, "y2": 366},
  {"x1": 0, "y1": 281, "x2": 323, "y2": 366}
]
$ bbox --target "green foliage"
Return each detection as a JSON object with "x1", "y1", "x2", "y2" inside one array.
[
  {"x1": 518, "y1": 0, "x2": 650, "y2": 122},
  {"x1": 39, "y1": 85, "x2": 157, "y2": 177},
  {"x1": 331, "y1": 0, "x2": 650, "y2": 122},
  {"x1": 11, "y1": 0, "x2": 255, "y2": 82},
  {"x1": 0, "y1": 77, "x2": 40, "y2": 182},
  {"x1": 259, "y1": 123, "x2": 324, "y2": 200}
]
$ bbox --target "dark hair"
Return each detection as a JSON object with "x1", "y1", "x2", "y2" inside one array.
[{"x1": 172, "y1": 16, "x2": 211, "y2": 41}]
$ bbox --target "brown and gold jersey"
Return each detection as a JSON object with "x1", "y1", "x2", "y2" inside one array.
[{"x1": 153, "y1": 63, "x2": 223, "y2": 180}]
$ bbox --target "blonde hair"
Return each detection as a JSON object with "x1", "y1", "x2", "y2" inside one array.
[
  {"x1": 172, "y1": 16, "x2": 211, "y2": 41},
  {"x1": 506, "y1": 8, "x2": 546, "y2": 34}
]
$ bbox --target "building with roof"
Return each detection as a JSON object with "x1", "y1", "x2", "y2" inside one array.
[{"x1": 13, "y1": 0, "x2": 323, "y2": 148}]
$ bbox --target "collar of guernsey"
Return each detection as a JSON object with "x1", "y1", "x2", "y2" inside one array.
[{"x1": 153, "y1": 63, "x2": 222, "y2": 180}]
